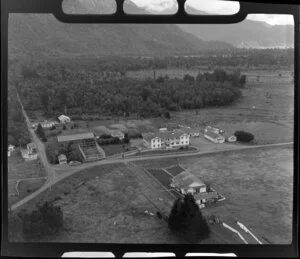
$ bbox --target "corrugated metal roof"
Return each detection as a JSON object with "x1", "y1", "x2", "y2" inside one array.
[{"x1": 57, "y1": 132, "x2": 94, "y2": 142}]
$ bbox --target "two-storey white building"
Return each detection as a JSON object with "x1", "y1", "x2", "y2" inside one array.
[{"x1": 143, "y1": 130, "x2": 190, "y2": 149}]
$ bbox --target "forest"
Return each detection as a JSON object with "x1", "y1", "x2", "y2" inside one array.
[
  {"x1": 7, "y1": 86, "x2": 31, "y2": 146},
  {"x1": 16, "y1": 63, "x2": 244, "y2": 119}
]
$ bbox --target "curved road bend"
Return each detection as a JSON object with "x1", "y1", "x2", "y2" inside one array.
[{"x1": 10, "y1": 140, "x2": 293, "y2": 211}]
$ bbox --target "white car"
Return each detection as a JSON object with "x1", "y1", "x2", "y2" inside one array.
[{"x1": 69, "y1": 161, "x2": 82, "y2": 166}]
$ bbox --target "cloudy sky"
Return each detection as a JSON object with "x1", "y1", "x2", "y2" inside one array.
[{"x1": 130, "y1": 0, "x2": 294, "y2": 25}]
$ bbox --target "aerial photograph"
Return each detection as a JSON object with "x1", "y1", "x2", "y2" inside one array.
[{"x1": 7, "y1": 0, "x2": 294, "y2": 245}]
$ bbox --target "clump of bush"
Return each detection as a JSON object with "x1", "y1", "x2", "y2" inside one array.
[
  {"x1": 234, "y1": 131, "x2": 254, "y2": 142},
  {"x1": 126, "y1": 130, "x2": 142, "y2": 139},
  {"x1": 70, "y1": 115, "x2": 83, "y2": 120},
  {"x1": 19, "y1": 202, "x2": 63, "y2": 239}
]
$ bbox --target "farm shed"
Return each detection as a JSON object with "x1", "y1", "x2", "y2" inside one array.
[
  {"x1": 57, "y1": 132, "x2": 95, "y2": 143},
  {"x1": 170, "y1": 171, "x2": 207, "y2": 195}
]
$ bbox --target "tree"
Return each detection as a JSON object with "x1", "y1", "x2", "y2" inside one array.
[
  {"x1": 239, "y1": 75, "x2": 247, "y2": 86},
  {"x1": 36, "y1": 123, "x2": 46, "y2": 142},
  {"x1": 183, "y1": 74, "x2": 195, "y2": 83},
  {"x1": 164, "y1": 111, "x2": 171, "y2": 119},
  {"x1": 234, "y1": 131, "x2": 254, "y2": 142},
  {"x1": 168, "y1": 194, "x2": 210, "y2": 243},
  {"x1": 123, "y1": 133, "x2": 130, "y2": 144}
]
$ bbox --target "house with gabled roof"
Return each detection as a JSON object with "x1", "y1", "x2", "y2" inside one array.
[{"x1": 170, "y1": 170, "x2": 219, "y2": 209}]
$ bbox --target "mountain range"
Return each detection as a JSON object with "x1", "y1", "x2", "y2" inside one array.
[
  {"x1": 149, "y1": 4, "x2": 294, "y2": 48},
  {"x1": 8, "y1": 0, "x2": 293, "y2": 61},
  {"x1": 8, "y1": 0, "x2": 232, "y2": 60}
]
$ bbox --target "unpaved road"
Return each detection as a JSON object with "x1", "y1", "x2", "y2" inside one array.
[{"x1": 10, "y1": 140, "x2": 293, "y2": 211}]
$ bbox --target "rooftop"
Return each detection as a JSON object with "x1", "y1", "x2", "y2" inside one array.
[
  {"x1": 204, "y1": 130, "x2": 224, "y2": 139},
  {"x1": 57, "y1": 132, "x2": 94, "y2": 142},
  {"x1": 171, "y1": 171, "x2": 206, "y2": 190}
]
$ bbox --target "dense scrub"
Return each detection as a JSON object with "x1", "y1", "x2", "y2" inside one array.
[{"x1": 7, "y1": 86, "x2": 31, "y2": 146}]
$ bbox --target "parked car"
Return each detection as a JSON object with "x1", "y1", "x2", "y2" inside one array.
[{"x1": 69, "y1": 161, "x2": 82, "y2": 166}]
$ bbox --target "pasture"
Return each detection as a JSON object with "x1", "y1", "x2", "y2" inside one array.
[{"x1": 8, "y1": 151, "x2": 47, "y2": 206}]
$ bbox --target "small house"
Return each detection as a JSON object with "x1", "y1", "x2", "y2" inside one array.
[
  {"x1": 58, "y1": 115, "x2": 71, "y2": 124},
  {"x1": 58, "y1": 154, "x2": 67, "y2": 165},
  {"x1": 27, "y1": 142, "x2": 37, "y2": 154},
  {"x1": 20, "y1": 148, "x2": 38, "y2": 161},
  {"x1": 7, "y1": 145, "x2": 15, "y2": 157},
  {"x1": 159, "y1": 128, "x2": 168, "y2": 132},
  {"x1": 109, "y1": 129, "x2": 125, "y2": 140},
  {"x1": 170, "y1": 171, "x2": 207, "y2": 195},
  {"x1": 224, "y1": 133, "x2": 237, "y2": 143}
]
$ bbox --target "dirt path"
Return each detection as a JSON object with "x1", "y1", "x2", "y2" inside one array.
[{"x1": 16, "y1": 93, "x2": 56, "y2": 183}]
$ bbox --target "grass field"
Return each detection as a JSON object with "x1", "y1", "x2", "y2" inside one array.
[
  {"x1": 13, "y1": 163, "x2": 182, "y2": 243},
  {"x1": 101, "y1": 144, "x2": 136, "y2": 157},
  {"x1": 147, "y1": 169, "x2": 172, "y2": 188},
  {"x1": 165, "y1": 165, "x2": 185, "y2": 176},
  {"x1": 180, "y1": 147, "x2": 293, "y2": 244},
  {"x1": 134, "y1": 146, "x2": 293, "y2": 244},
  {"x1": 8, "y1": 151, "x2": 47, "y2": 206}
]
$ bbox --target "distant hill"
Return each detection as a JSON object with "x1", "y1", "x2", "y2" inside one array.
[
  {"x1": 8, "y1": 0, "x2": 232, "y2": 61},
  {"x1": 178, "y1": 5, "x2": 294, "y2": 48}
]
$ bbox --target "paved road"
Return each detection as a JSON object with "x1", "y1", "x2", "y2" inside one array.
[{"x1": 11, "y1": 88, "x2": 293, "y2": 211}]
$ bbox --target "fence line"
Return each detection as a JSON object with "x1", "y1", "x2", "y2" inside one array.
[
  {"x1": 222, "y1": 222, "x2": 248, "y2": 244},
  {"x1": 237, "y1": 221, "x2": 263, "y2": 244}
]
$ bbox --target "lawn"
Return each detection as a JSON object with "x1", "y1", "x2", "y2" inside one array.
[
  {"x1": 101, "y1": 144, "x2": 137, "y2": 157},
  {"x1": 146, "y1": 169, "x2": 172, "y2": 188},
  {"x1": 165, "y1": 165, "x2": 185, "y2": 177},
  {"x1": 179, "y1": 147, "x2": 293, "y2": 244},
  {"x1": 8, "y1": 151, "x2": 46, "y2": 180}
]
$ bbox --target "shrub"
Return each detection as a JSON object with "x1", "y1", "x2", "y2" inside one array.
[
  {"x1": 234, "y1": 131, "x2": 254, "y2": 142},
  {"x1": 70, "y1": 115, "x2": 83, "y2": 120},
  {"x1": 21, "y1": 202, "x2": 63, "y2": 239}
]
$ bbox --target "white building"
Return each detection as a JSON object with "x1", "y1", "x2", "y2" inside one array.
[
  {"x1": 204, "y1": 126, "x2": 225, "y2": 143},
  {"x1": 58, "y1": 115, "x2": 71, "y2": 124},
  {"x1": 143, "y1": 130, "x2": 190, "y2": 149},
  {"x1": 58, "y1": 154, "x2": 67, "y2": 165},
  {"x1": 8, "y1": 145, "x2": 15, "y2": 157}
]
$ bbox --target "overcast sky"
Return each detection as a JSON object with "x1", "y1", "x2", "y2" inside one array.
[{"x1": 130, "y1": 0, "x2": 294, "y2": 25}]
